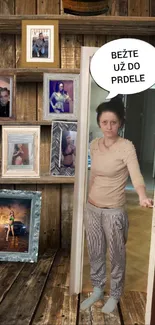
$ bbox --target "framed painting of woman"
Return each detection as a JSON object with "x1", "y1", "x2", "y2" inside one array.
[
  {"x1": 50, "y1": 121, "x2": 77, "y2": 176},
  {"x1": 0, "y1": 189, "x2": 41, "y2": 262},
  {"x1": 43, "y1": 73, "x2": 79, "y2": 120},
  {"x1": 2, "y1": 126, "x2": 40, "y2": 178}
]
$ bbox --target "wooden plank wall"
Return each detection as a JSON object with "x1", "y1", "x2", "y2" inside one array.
[{"x1": 0, "y1": 0, "x2": 153, "y2": 253}]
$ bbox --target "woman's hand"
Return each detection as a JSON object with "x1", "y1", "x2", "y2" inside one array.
[{"x1": 139, "y1": 197, "x2": 154, "y2": 208}]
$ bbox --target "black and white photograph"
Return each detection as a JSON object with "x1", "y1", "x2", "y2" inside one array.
[{"x1": 50, "y1": 121, "x2": 77, "y2": 176}]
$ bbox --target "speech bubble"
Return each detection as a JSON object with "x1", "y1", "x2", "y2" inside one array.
[{"x1": 90, "y1": 38, "x2": 155, "y2": 99}]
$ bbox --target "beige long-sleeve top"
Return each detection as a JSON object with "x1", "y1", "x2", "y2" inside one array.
[{"x1": 88, "y1": 137, "x2": 145, "y2": 208}]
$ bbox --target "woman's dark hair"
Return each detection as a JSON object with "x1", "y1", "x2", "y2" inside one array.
[
  {"x1": 62, "y1": 131, "x2": 70, "y2": 154},
  {"x1": 14, "y1": 144, "x2": 19, "y2": 152},
  {"x1": 96, "y1": 96, "x2": 125, "y2": 127},
  {"x1": 55, "y1": 81, "x2": 67, "y2": 94}
]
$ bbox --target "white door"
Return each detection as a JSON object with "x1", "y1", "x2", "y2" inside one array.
[{"x1": 69, "y1": 45, "x2": 155, "y2": 325}]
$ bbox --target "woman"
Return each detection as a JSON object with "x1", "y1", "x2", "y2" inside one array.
[
  {"x1": 6, "y1": 210, "x2": 15, "y2": 241},
  {"x1": 50, "y1": 81, "x2": 71, "y2": 113},
  {"x1": 12, "y1": 144, "x2": 24, "y2": 165},
  {"x1": 80, "y1": 97, "x2": 153, "y2": 314},
  {"x1": 61, "y1": 131, "x2": 76, "y2": 167}
]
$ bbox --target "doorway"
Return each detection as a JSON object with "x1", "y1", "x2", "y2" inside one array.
[{"x1": 125, "y1": 89, "x2": 155, "y2": 192}]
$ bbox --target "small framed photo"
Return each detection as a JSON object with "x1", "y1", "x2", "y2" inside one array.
[
  {"x1": 43, "y1": 73, "x2": 79, "y2": 120},
  {"x1": 0, "y1": 75, "x2": 16, "y2": 119},
  {"x1": 51, "y1": 121, "x2": 77, "y2": 176},
  {"x1": 0, "y1": 189, "x2": 41, "y2": 262},
  {"x1": 2, "y1": 126, "x2": 40, "y2": 178},
  {"x1": 21, "y1": 20, "x2": 59, "y2": 68}
]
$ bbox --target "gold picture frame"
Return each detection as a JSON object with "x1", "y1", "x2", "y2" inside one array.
[
  {"x1": 21, "y1": 20, "x2": 59, "y2": 68},
  {"x1": 2, "y1": 126, "x2": 40, "y2": 178}
]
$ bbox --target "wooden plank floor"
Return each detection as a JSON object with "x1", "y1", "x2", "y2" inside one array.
[{"x1": 0, "y1": 249, "x2": 146, "y2": 325}]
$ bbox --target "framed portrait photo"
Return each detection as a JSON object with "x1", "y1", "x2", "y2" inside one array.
[
  {"x1": 21, "y1": 20, "x2": 59, "y2": 68},
  {"x1": 43, "y1": 73, "x2": 79, "y2": 121},
  {"x1": 2, "y1": 126, "x2": 40, "y2": 178},
  {"x1": 0, "y1": 189, "x2": 41, "y2": 262},
  {"x1": 0, "y1": 74, "x2": 16, "y2": 120},
  {"x1": 51, "y1": 121, "x2": 77, "y2": 176}
]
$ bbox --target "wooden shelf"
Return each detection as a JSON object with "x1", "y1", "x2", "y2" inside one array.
[
  {"x1": 0, "y1": 176, "x2": 74, "y2": 184},
  {"x1": 0, "y1": 15, "x2": 155, "y2": 35},
  {"x1": 0, "y1": 68, "x2": 80, "y2": 82},
  {"x1": 0, "y1": 120, "x2": 52, "y2": 125}
]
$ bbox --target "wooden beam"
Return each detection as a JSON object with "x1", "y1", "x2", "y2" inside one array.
[
  {"x1": 0, "y1": 176, "x2": 74, "y2": 184},
  {"x1": 128, "y1": 0, "x2": 150, "y2": 16},
  {"x1": 0, "y1": 68, "x2": 80, "y2": 82},
  {"x1": 1, "y1": 15, "x2": 155, "y2": 35}
]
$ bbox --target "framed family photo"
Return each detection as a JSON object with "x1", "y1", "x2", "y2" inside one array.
[
  {"x1": 0, "y1": 189, "x2": 41, "y2": 262},
  {"x1": 21, "y1": 20, "x2": 59, "y2": 68},
  {"x1": 0, "y1": 74, "x2": 16, "y2": 119},
  {"x1": 51, "y1": 121, "x2": 77, "y2": 176},
  {"x1": 43, "y1": 73, "x2": 79, "y2": 120},
  {"x1": 2, "y1": 126, "x2": 40, "y2": 178}
]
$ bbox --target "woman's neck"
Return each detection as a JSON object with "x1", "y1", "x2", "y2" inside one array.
[{"x1": 103, "y1": 135, "x2": 119, "y2": 148}]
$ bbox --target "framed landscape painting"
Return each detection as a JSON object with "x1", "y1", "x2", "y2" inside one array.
[{"x1": 0, "y1": 189, "x2": 41, "y2": 262}]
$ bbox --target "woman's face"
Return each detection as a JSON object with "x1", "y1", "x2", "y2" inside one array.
[
  {"x1": 66, "y1": 135, "x2": 71, "y2": 144},
  {"x1": 17, "y1": 144, "x2": 22, "y2": 149},
  {"x1": 99, "y1": 111, "x2": 121, "y2": 138},
  {"x1": 59, "y1": 83, "x2": 64, "y2": 92}
]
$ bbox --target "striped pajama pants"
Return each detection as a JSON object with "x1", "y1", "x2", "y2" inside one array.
[{"x1": 84, "y1": 202, "x2": 129, "y2": 300}]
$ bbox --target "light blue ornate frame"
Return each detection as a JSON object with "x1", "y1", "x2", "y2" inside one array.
[{"x1": 0, "y1": 189, "x2": 42, "y2": 263}]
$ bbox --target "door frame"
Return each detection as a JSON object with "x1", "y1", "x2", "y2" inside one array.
[
  {"x1": 69, "y1": 46, "x2": 155, "y2": 325},
  {"x1": 69, "y1": 47, "x2": 95, "y2": 294}
]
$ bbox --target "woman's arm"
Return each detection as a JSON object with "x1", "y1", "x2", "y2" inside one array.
[
  {"x1": 125, "y1": 142, "x2": 153, "y2": 207},
  {"x1": 50, "y1": 93, "x2": 57, "y2": 112},
  {"x1": 12, "y1": 150, "x2": 20, "y2": 157},
  {"x1": 88, "y1": 141, "x2": 96, "y2": 194}
]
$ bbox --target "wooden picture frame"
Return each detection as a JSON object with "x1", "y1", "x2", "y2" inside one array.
[
  {"x1": 43, "y1": 73, "x2": 79, "y2": 121},
  {"x1": 0, "y1": 189, "x2": 41, "y2": 263},
  {"x1": 21, "y1": 20, "x2": 59, "y2": 68},
  {"x1": 0, "y1": 73, "x2": 16, "y2": 120},
  {"x1": 2, "y1": 126, "x2": 40, "y2": 178},
  {"x1": 50, "y1": 121, "x2": 77, "y2": 176}
]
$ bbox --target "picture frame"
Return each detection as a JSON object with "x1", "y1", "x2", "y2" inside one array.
[
  {"x1": 21, "y1": 20, "x2": 59, "y2": 68},
  {"x1": 0, "y1": 189, "x2": 41, "y2": 262},
  {"x1": 43, "y1": 73, "x2": 79, "y2": 121},
  {"x1": 50, "y1": 121, "x2": 77, "y2": 176},
  {"x1": 2, "y1": 126, "x2": 40, "y2": 178},
  {"x1": 0, "y1": 74, "x2": 16, "y2": 120}
]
